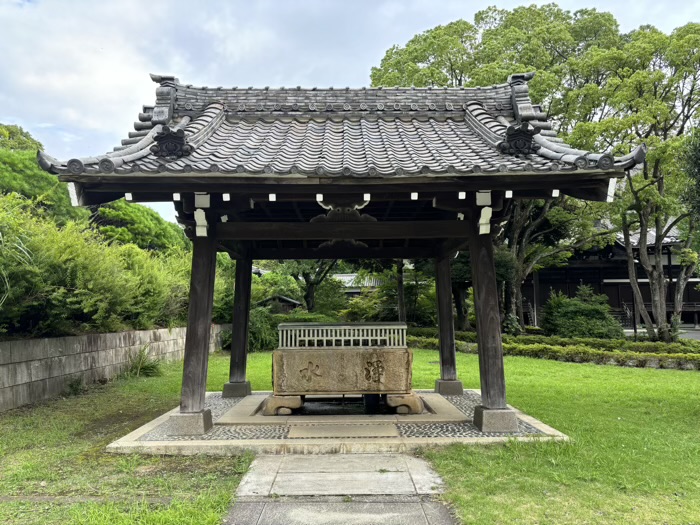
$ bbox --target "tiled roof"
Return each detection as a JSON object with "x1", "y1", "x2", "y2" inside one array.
[
  {"x1": 333, "y1": 274, "x2": 383, "y2": 288},
  {"x1": 38, "y1": 73, "x2": 646, "y2": 178},
  {"x1": 618, "y1": 224, "x2": 684, "y2": 247}
]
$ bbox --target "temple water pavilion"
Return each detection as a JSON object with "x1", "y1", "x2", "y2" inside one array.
[{"x1": 38, "y1": 73, "x2": 646, "y2": 434}]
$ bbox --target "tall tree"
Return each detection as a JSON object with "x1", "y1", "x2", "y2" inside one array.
[
  {"x1": 258, "y1": 259, "x2": 339, "y2": 312},
  {"x1": 370, "y1": 20, "x2": 479, "y2": 87},
  {"x1": 573, "y1": 24, "x2": 700, "y2": 341},
  {"x1": 371, "y1": 5, "x2": 625, "y2": 325},
  {"x1": 497, "y1": 197, "x2": 613, "y2": 324}
]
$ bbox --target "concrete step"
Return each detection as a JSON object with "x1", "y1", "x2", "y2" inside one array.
[
  {"x1": 227, "y1": 454, "x2": 455, "y2": 524},
  {"x1": 224, "y1": 500, "x2": 454, "y2": 525}
]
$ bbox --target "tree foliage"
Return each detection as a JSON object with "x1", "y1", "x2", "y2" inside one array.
[
  {"x1": 541, "y1": 285, "x2": 624, "y2": 339},
  {"x1": 0, "y1": 193, "x2": 192, "y2": 336},
  {"x1": 341, "y1": 266, "x2": 436, "y2": 326},
  {"x1": 0, "y1": 124, "x2": 42, "y2": 151},
  {"x1": 90, "y1": 199, "x2": 189, "y2": 251},
  {"x1": 258, "y1": 259, "x2": 341, "y2": 312},
  {"x1": 591, "y1": 24, "x2": 700, "y2": 341},
  {"x1": 372, "y1": 7, "x2": 700, "y2": 336},
  {"x1": 0, "y1": 149, "x2": 87, "y2": 224}
]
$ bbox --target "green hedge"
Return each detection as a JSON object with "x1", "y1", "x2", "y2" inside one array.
[
  {"x1": 407, "y1": 336, "x2": 475, "y2": 354},
  {"x1": 0, "y1": 193, "x2": 192, "y2": 336},
  {"x1": 271, "y1": 311, "x2": 339, "y2": 325},
  {"x1": 406, "y1": 335, "x2": 700, "y2": 371},
  {"x1": 407, "y1": 326, "x2": 700, "y2": 355},
  {"x1": 502, "y1": 343, "x2": 699, "y2": 370},
  {"x1": 501, "y1": 335, "x2": 700, "y2": 355},
  {"x1": 408, "y1": 326, "x2": 478, "y2": 343}
]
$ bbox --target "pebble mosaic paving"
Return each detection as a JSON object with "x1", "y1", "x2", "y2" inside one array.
[{"x1": 137, "y1": 391, "x2": 542, "y2": 442}]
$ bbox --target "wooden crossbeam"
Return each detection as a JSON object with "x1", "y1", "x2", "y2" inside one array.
[
  {"x1": 249, "y1": 246, "x2": 436, "y2": 260},
  {"x1": 216, "y1": 220, "x2": 468, "y2": 241}
]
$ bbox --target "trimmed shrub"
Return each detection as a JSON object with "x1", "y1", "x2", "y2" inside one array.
[
  {"x1": 407, "y1": 335, "x2": 700, "y2": 371},
  {"x1": 407, "y1": 335, "x2": 475, "y2": 354},
  {"x1": 408, "y1": 327, "x2": 478, "y2": 343},
  {"x1": 408, "y1": 327, "x2": 439, "y2": 339},
  {"x1": 271, "y1": 310, "x2": 339, "y2": 325},
  {"x1": 501, "y1": 342, "x2": 700, "y2": 370},
  {"x1": 541, "y1": 286, "x2": 623, "y2": 339},
  {"x1": 501, "y1": 335, "x2": 700, "y2": 355},
  {"x1": 248, "y1": 307, "x2": 278, "y2": 352},
  {"x1": 220, "y1": 306, "x2": 279, "y2": 353}
]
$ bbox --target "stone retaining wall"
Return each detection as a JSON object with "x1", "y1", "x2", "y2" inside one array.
[{"x1": 0, "y1": 325, "x2": 229, "y2": 412}]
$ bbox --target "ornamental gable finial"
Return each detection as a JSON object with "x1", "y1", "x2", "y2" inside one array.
[
  {"x1": 498, "y1": 122, "x2": 541, "y2": 156},
  {"x1": 150, "y1": 126, "x2": 193, "y2": 158}
]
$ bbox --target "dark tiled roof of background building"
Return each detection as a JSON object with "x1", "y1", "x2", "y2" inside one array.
[{"x1": 38, "y1": 73, "x2": 646, "y2": 178}]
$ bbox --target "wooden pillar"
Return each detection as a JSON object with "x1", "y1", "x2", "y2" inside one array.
[
  {"x1": 434, "y1": 256, "x2": 463, "y2": 395},
  {"x1": 180, "y1": 237, "x2": 217, "y2": 413},
  {"x1": 467, "y1": 211, "x2": 518, "y2": 431},
  {"x1": 223, "y1": 257, "x2": 253, "y2": 397},
  {"x1": 467, "y1": 217, "x2": 507, "y2": 409}
]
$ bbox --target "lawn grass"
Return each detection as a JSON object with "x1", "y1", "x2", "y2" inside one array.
[
  {"x1": 418, "y1": 353, "x2": 700, "y2": 525},
  {"x1": 2, "y1": 348, "x2": 699, "y2": 524},
  {"x1": 0, "y1": 354, "x2": 252, "y2": 525}
]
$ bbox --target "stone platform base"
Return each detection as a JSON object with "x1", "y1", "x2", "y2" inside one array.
[
  {"x1": 167, "y1": 409, "x2": 213, "y2": 436},
  {"x1": 106, "y1": 390, "x2": 568, "y2": 456},
  {"x1": 223, "y1": 381, "x2": 252, "y2": 398},
  {"x1": 435, "y1": 379, "x2": 464, "y2": 395},
  {"x1": 473, "y1": 406, "x2": 519, "y2": 433}
]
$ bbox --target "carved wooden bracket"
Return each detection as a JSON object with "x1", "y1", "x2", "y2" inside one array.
[{"x1": 311, "y1": 197, "x2": 376, "y2": 249}]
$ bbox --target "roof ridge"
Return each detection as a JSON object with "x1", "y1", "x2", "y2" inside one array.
[{"x1": 149, "y1": 72, "x2": 516, "y2": 92}]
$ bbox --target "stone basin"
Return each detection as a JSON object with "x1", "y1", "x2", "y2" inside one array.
[
  {"x1": 263, "y1": 346, "x2": 423, "y2": 415},
  {"x1": 272, "y1": 346, "x2": 413, "y2": 396}
]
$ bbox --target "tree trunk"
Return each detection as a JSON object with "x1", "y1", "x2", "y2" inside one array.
[
  {"x1": 515, "y1": 284, "x2": 525, "y2": 327},
  {"x1": 304, "y1": 283, "x2": 316, "y2": 312},
  {"x1": 397, "y1": 260, "x2": 407, "y2": 322},
  {"x1": 649, "y1": 272, "x2": 671, "y2": 342},
  {"x1": 452, "y1": 285, "x2": 469, "y2": 331},
  {"x1": 622, "y1": 221, "x2": 657, "y2": 339},
  {"x1": 505, "y1": 280, "x2": 516, "y2": 320}
]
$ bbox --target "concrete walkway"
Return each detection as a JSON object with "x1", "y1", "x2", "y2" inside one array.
[{"x1": 223, "y1": 454, "x2": 456, "y2": 525}]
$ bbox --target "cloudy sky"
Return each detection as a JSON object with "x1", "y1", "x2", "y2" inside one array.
[{"x1": 1, "y1": 0, "x2": 697, "y2": 220}]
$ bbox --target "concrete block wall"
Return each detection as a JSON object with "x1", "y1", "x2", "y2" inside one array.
[{"x1": 0, "y1": 324, "x2": 229, "y2": 412}]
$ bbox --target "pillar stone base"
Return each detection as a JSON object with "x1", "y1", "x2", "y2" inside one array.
[
  {"x1": 222, "y1": 381, "x2": 252, "y2": 398},
  {"x1": 435, "y1": 379, "x2": 464, "y2": 396},
  {"x1": 473, "y1": 406, "x2": 519, "y2": 433},
  {"x1": 168, "y1": 409, "x2": 213, "y2": 436}
]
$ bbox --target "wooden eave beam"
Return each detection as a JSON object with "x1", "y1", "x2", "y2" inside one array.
[{"x1": 59, "y1": 171, "x2": 619, "y2": 196}]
